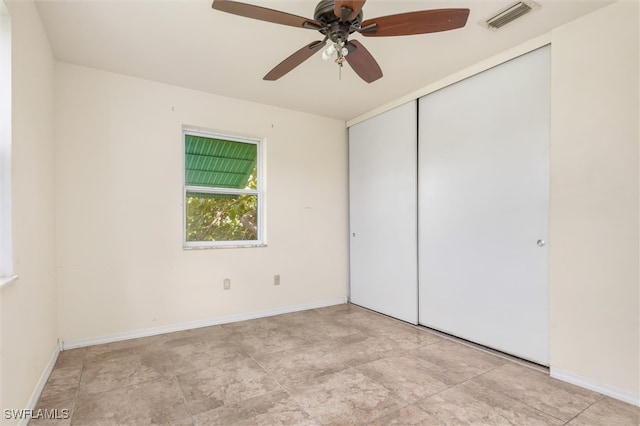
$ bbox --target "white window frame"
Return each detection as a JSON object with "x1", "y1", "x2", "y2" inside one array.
[
  {"x1": 182, "y1": 129, "x2": 265, "y2": 249},
  {"x1": 0, "y1": 0, "x2": 16, "y2": 288}
]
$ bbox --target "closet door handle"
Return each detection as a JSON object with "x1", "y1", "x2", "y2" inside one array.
[{"x1": 536, "y1": 239, "x2": 546, "y2": 247}]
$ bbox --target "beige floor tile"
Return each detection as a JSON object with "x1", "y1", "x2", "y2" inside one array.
[
  {"x1": 313, "y1": 303, "x2": 368, "y2": 317},
  {"x1": 230, "y1": 328, "x2": 311, "y2": 356},
  {"x1": 192, "y1": 390, "x2": 317, "y2": 426},
  {"x1": 166, "y1": 338, "x2": 249, "y2": 375},
  {"x1": 356, "y1": 355, "x2": 457, "y2": 403},
  {"x1": 79, "y1": 350, "x2": 173, "y2": 395},
  {"x1": 367, "y1": 323, "x2": 443, "y2": 351},
  {"x1": 368, "y1": 404, "x2": 444, "y2": 426},
  {"x1": 333, "y1": 310, "x2": 403, "y2": 334},
  {"x1": 416, "y1": 380, "x2": 564, "y2": 425},
  {"x1": 323, "y1": 334, "x2": 421, "y2": 367},
  {"x1": 289, "y1": 368, "x2": 407, "y2": 425},
  {"x1": 72, "y1": 377, "x2": 190, "y2": 425},
  {"x1": 567, "y1": 396, "x2": 640, "y2": 426},
  {"x1": 411, "y1": 339, "x2": 507, "y2": 380},
  {"x1": 84, "y1": 335, "x2": 167, "y2": 363},
  {"x1": 176, "y1": 356, "x2": 281, "y2": 415},
  {"x1": 30, "y1": 398, "x2": 74, "y2": 426},
  {"x1": 34, "y1": 304, "x2": 627, "y2": 426},
  {"x1": 283, "y1": 318, "x2": 367, "y2": 345},
  {"x1": 270, "y1": 310, "x2": 326, "y2": 326},
  {"x1": 162, "y1": 324, "x2": 234, "y2": 349},
  {"x1": 37, "y1": 365, "x2": 82, "y2": 408},
  {"x1": 221, "y1": 316, "x2": 283, "y2": 335},
  {"x1": 473, "y1": 363, "x2": 601, "y2": 421},
  {"x1": 55, "y1": 348, "x2": 87, "y2": 369},
  {"x1": 253, "y1": 344, "x2": 350, "y2": 386}
]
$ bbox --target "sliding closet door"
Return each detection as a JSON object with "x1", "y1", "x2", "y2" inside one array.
[
  {"x1": 349, "y1": 101, "x2": 418, "y2": 324},
  {"x1": 418, "y1": 47, "x2": 550, "y2": 364}
]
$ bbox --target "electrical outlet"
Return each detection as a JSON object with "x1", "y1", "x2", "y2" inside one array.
[
  {"x1": 223, "y1": 278, "x2": 231, "y2": 290},
  {"x1": 274, "y1": 274, "x2": 280, "y2": 286}
]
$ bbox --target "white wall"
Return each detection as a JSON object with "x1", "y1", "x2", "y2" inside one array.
[
  {"x1": 54, "y1": 63, "x2": 349, "y2": 343},
  {"x1": 549, "y1": 0, "x2": 639, "y2": 402},
  {"x1": 0, "y1": 0, "x2": 57, "y2": 419}
]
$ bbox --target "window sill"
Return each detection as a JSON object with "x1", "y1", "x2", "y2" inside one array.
[
  {"x1": 183, "y1": 243, "x2": 267, "y2": 250},
  {"x1": 0, "y1": 275, "x2": 18, "y2": 290}
]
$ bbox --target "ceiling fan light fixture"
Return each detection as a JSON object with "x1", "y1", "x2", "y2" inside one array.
[
  {"x1": 322, "y1": 44, "x2": 336, "y2": 60},
  {"x1": 483, "y1": 1, "x2": 540, "y2": 31}
]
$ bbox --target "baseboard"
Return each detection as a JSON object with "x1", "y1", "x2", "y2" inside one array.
[
  {"x1": 62, "y1": 297, "x2": 347, "y2": 350},
  {"x1": 550, "y1": 367, "x2": 640, "y2": 407},
  {"x1": 17, "y1": 345, "x2": 60, "y2": 426}
]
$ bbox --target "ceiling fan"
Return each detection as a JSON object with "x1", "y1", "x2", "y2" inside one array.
[{"x1": 211, "y1": 0, "x2": 470, "y2": 83}]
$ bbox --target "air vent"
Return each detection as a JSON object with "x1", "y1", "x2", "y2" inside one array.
[{"x1": 484, "y1": 1, "x2": 540, "y2": 30}]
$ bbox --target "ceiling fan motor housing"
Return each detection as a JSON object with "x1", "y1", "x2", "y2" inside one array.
[{"x1": 314, "y1": 0, "x2": 363, "y2": 44}]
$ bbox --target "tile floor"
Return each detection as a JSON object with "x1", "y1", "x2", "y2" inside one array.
[{"x1": 31, "y1": 303, "x2": 639, "y2": 425}]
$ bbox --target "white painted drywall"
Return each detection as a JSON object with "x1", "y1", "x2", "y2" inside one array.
[
  {"x1": 0, "y1": 0, "x2": 57, "y2": 417},
  {"x1": 549, "y1": 0, "x2": 639, "y2": 401},
  {"x1": 54, "y1": 63, "x2": 349, "y2": 342}
]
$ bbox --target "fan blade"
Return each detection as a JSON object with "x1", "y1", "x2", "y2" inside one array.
[
  {"x1": 334, "y1": 0, "x2": 366, "y2": 22},
  {"x1": 345, "y1": 40, "x2": 382, "y2": 83},
  {"x1": 264, "y1": 40, "x2": 327, "y2": 81},
  {"x1": 212, "y1": 0, "x2": 322, "y2": 30},
  {"x1": 360, "y1": 9, "x2": 470, "y2": 37}
]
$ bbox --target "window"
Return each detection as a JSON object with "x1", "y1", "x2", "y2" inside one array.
[
  {"x1": 183, "y1": 130, "x2": 263, "y2": 248},
  {"x1": 0, "y1": 0, "x2": 15, "y2": 287}
]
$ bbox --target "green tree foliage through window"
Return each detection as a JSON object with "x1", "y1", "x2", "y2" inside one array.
[{"x1": 184, "y1": 132, "x2": 261, "y2": 245}]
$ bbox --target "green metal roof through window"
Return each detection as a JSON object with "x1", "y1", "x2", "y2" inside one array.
[{"x1": 185, "y1": 135, "x2": 257, "y2": 189}]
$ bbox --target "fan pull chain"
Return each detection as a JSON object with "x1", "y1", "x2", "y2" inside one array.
[{"x1": 336, "y1": 56, "x2": 345, "y2": 81}]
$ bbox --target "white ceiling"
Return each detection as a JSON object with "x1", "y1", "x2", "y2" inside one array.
[{"x1": 34, "y1": 0, "x2": 613, "y2": 121}]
